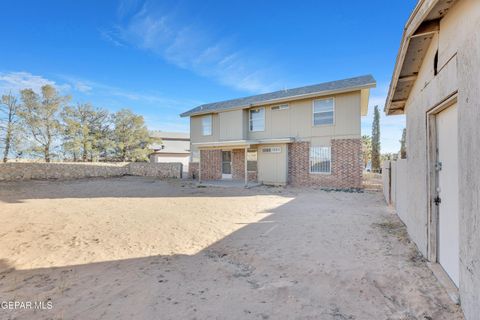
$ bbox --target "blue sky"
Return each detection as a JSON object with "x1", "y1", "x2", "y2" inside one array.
[{"x1": 0, "y1": 0, "x2": 415, "y2": 153}]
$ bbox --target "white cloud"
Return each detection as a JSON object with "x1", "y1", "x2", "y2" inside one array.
[
  {"x1": 56, "y1": 74, "x2": 199, "y2": 110},
  {"x1": 106, "y1": 1, "x2": 281, "y2": 94},
  {"x1": 117, "y1": 0, "x2": 142, "y2": 19},
  {"x1": 74, "y1": 81, "x2": 92, "y2": 93},
  {"x1": 99, "y1": 29, "x2": 125, "y2": 47},
  {"x1": 0, "y1": 71, "x2": 71, "y2": 94}
]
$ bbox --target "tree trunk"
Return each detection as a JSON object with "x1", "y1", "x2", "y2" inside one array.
[
  {"x1": 45, "y1": 148, "x2": 50, "y2": 162},
  {"x1": 2, "y1": 105, "x2": 14, "y2": 163},
  {"x1": 2, "y1": 126, "x2": 11, "y2": 163},
  {"x1": 82, "y1": 140, "x2": 88, "y2": 162},
  {"x1": 122, "y1": 145, "x2": 127, "y2": 162},
  {"x1": 45, "y1": 142, "x2": 50, "y2": 163}
]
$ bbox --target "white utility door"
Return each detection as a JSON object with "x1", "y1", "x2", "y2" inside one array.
[{"x1": 436, "y1": 103, "x2": 459, "y2": 287}]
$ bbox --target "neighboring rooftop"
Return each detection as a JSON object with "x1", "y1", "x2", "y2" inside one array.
[
  {"x1": 149, "y1": 131, "x2": 190, "y2": 140},
  {"x1": 180, "y1": 74, "x2": 376, "y2": 117}
]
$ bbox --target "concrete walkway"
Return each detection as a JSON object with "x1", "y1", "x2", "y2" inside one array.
[{"x1": 197, "y1": 179, "x2": 262, "y2": 188}]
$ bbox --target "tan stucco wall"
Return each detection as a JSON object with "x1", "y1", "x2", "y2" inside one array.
[
  {"x1": 396, "y1": 1, "x2": 480, "y2": 318},
  {"x1": 256, "y1": 144, "x2": 288, "y2": 185}
]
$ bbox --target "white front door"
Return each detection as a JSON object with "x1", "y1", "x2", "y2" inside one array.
[
  {"x1": 436, "y1": 103, "x2": 459, "y2": 287},
  {"x1": 222, "y1": 151, "x2": 232, "y2": 179}
]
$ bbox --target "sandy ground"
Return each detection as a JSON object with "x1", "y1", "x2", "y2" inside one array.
[{"x1": 0, "y1": 177, "x2": 463, "y2": 319}]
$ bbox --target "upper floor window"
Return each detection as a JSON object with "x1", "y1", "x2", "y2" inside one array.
[
  {"x1": 202, "y1": 115, "x2": 212, "y2": 135},
  {"x1": 271, "y1": 104, "x2": 289, "y2": 111},
  {"x1": 313, "y1": 98, "x2": 334, "y2": 126},
  {"x1": 249, "y1": 107, "x2": 265, "y2": 132}
]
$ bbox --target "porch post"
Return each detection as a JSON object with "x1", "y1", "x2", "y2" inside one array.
[
  {"x1": 198, "y1": 149, "x2": 202, "y2": 183},
  {"x1": 244, "y1": 147, "x2": 248, "y2": 187}
]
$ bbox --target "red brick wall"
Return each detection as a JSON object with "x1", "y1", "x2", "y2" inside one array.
[
  {"x1": 232, "y1": 149, "x2": 257, "y2": 182},
  {"x1": 288, "y1": 139, "x2": 363, "y2": 189},
  {"x1": 188, "y1": 162, "x2": 199, "y2": 179},
  {"x1": 232, "y1": 149, "x2": 244, "y2": 180},
  {"x1": 200, "y1": 149, "x2": 222, "y2": 180}
]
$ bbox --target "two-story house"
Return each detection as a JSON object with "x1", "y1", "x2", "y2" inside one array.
[{"x1": 180, "y1": 75, "x2": 376, "y2": 188}]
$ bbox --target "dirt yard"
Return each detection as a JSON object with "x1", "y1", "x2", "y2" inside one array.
[{"x1": 0, "y1": 177, "x2": 463, "y2": 319}]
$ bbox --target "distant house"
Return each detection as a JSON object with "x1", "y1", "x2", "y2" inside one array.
[
  {"x1": 149, "y1": 131, "x2": 190, "y2": 172},
  {"x1": 384, "y1": 1, "x2": 480, "y2": 318},
  {"x1": 180, "y1": 75, "x2": 376, "y2": 187}
]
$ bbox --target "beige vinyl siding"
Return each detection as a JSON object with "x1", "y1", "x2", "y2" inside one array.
[
  {"x1": 219, "y1": 109, "x2": 246, "y2": 140},
  {"x1": 247, "y1": 91, "x2": 361, "y2": 141},
  {"x1": 190, "y1": 114, "x2": 220, "y2": 144},
  {"x1": 256, "y1": 144, "x2": 288, "y2": 185}
]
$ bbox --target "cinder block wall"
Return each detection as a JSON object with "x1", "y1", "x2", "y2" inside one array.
[
  {"x1": 288, "y1": 139, "x2": 363, "y2": 189},
  {"x1": 0, "y1": 162, "x2": 182, "y2": 181},
  {"x1": 188, "y1": 162, "x2": 199, "y2": 179}
]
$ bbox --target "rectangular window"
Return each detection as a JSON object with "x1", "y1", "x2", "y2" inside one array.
[
  {"x1": 191, "y1": 150, "x2": 200, "y2": 162},
  {"x1": 310, "y1": 146, "x2": 331, "y2": 173},
  {"x1": 249, "y1": 107, "x2": 265, "y2": 132},
  {"x1": 261, "y1": 147, "x2": 281, "y2": 153},
  {"x1": 313, "y1": 98, "x2": 334, "y2": 126},
  {"x1": 271, "y1": 104, "x2": 289, "y2": 111},
  {"x1": 247, "y1": 149, "x2": 257, "y2": 172},
  {"x1": 202, "y1": 115, "x2": 212, "y2": 135}
]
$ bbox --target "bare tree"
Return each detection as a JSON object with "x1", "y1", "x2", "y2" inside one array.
[
  {"x1": 19, "y1": 85, "x2": 69, "y2": 162},
  {"x1": 0, "y1": 92, "x2": 20, "y2": 163}
]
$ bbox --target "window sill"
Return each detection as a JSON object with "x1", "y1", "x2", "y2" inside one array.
[{"x1": 312, "y1": 123, "x2": 334, "y2": 127}]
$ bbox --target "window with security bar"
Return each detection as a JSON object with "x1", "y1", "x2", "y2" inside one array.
[{"x1": 310, "y1": 146, "x2": 331, "y2": 173}]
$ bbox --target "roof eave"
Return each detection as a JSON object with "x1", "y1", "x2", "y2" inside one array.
[
  {"x1": 181, "y1": 82, "x2": 376, "y2": 118},
  {"x1": 192, "y1": 137, "x2": 295, "y2": 148},
  {"x1": 385, "y1": 0, "x2": 456, "y2": 115}
]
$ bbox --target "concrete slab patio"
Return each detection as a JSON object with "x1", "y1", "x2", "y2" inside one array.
[{"x1": 0, "y1": 177, "x2": 463, "y2": 319}]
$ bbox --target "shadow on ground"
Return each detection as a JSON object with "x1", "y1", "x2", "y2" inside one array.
[{"x1": 0, "y1": 176, "x2": 286, "y2": 203}]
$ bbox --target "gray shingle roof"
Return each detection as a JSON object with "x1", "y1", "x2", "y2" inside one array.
[{"x1": 180, "y1": 74, "x2": 375, "y2": 117}]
